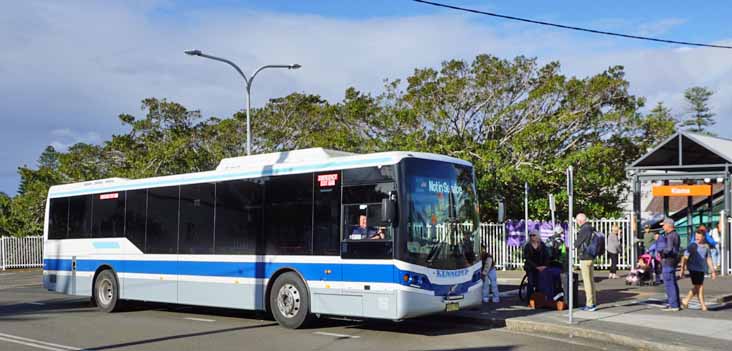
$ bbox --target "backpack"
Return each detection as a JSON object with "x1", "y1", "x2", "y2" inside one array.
[
  {"x1": 547, "y1": 237, "x2": 566, "y2": 266},
  {"x1": 584, "y1": 231, "x2": 606, "y2": 258},
  {"x1": 705, "y1": 231, "x2": 718, "y2": 247}
]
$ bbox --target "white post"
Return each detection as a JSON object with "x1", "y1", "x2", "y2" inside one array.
[
  {"x1": 629, "y1": 213, "x2": 635, "y2": 270},
  {"x1": 549, "y1": 194, "x2": 556, "y2": 229},
  {"x1": 567, "y1": 166, "x2": 574, "y2": 324},
  {"x1": 1, "y1": 237, "x2": 5, "y2": 271},
  {"x1": 502, "y1": 223, "x2": 507, "y2": 271},
  {"x1": 722, "y1": 211, "x2": 728, "y2": 277},
  {"x1": 524, "y1": 182, "x2": 529, "y2": 242}
]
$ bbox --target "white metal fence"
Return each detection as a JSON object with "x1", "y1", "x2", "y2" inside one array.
[
  {"x1": 480, "y1": 223, "x2": 524, "y2": 269},
  {"x1": 0, "y1": 236, "x2": 44, "y2": 270},
  {"x1": 480, "y1": 218, "x2": 635, "y2": 270},
  {"x1": 574, "y1": 218, "x2": 635, "y2": 270}
]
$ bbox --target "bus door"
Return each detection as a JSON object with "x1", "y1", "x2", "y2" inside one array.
[{"x1": 339, "y1": 180, "x2": 397, "y2": 318}]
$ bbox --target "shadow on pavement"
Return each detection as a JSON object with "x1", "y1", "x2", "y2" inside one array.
[
  {"x1": 0, "y1": 298, "x2": 96, "y2": 321},
  {"x1": 82, "y1": 323, "x2": 277, "y2": 351},
  {"x1": 120, "y1": 300, "x2": 274, "y2": 321},
  {"x1": 303, "y1": 316, "x2": 501, "y2": 337}
]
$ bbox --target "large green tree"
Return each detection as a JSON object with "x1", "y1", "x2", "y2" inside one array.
[{"x1": 681, "y1": 86, "x2": 715, "y2": 134}]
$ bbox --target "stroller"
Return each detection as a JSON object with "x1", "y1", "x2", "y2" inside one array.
[{"x1": 625, "y1": 253, "x2": 660, "y2": 286}]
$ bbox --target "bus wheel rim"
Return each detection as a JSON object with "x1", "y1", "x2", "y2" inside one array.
[
  {"x1": 276, "y1": 284, "x2": 301, "y2": 318},
  {"x1": 98, "y1": 278, "x2": 113, "y2": 306}
]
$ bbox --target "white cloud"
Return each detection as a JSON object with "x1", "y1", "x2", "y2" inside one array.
[
  {"x1": 1, "y1": 2, "x2": 731, "y2": 194},
  {"x1": 636, "y1": 18, "x2": 686, "y2": 37},
  {"x1": 49, "y1": 129, "x2": 102, "y2": 152}
]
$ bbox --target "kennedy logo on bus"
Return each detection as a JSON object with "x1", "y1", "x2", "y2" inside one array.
[
  {"x1": 317, "y1": 174, "x2": 338, "y2": 187},
  {"x1": 99, "y1": 193, "x2": 119, "y2": 200},
  {"x1": 435, "y1": 268, "x2": 469, "y2": 278}
]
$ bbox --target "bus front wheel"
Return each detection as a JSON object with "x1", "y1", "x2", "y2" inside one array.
[
  {"x1": 93, "y1": 269, "x2": 122, "y2": 313},
  {"x1": 269, "y1": 272, "x2": 312, "y2": 329}
]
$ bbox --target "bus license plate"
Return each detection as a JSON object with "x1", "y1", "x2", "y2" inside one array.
[{"x1": 445, "y1": 302, "x2": 459, "y2": 312}]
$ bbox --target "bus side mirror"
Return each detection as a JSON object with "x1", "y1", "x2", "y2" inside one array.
[{"x1": 381, "y1": 194, "x2": 396, "y2": 225}]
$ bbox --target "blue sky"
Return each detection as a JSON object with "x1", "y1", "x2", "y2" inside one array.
[{"x1": 2, "y1": 1, "x2": 732, "y2": 195}]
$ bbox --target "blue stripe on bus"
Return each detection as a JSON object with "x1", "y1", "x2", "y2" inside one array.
[
  {"x1": 43, "y1": 258, "x2": 481, "y2": 295},
  {"x1": 49, "y1": 157, "x2": 395, "y2": 198},
  {"x1": 44, "y1": 259, "x2": 395, "y2": 283}
]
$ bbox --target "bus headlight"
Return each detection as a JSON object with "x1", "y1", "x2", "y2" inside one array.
[{"x1": 401, "y1": 271, "x2": 431, "y2": 289}]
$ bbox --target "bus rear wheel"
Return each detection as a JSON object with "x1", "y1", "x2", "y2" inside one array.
[
  {"x1": 94, "y1": 269, "x2": 123, "y2": 313},
  {"x1": 269, "y1": 272, "x2": 312, "y2": 329}
]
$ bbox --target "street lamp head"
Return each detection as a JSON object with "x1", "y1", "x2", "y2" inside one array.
[
  {"x1": 289, "y1": 64, "x2": 302, "y2": 70},
  {"x1": 184, "y1": 49, "x2": 202, "y2": 56}
]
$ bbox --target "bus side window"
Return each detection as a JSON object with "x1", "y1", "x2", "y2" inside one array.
[{"x1": 314, "y1": 171, "x2": 341, "y2": 255}]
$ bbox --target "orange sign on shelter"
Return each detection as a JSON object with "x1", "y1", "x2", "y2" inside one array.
[{"x1": 652, "y1": 185, "x2": 712, "y2": 197}]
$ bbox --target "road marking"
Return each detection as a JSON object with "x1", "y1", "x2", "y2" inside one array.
[
  {"x1": 184, "y1": 317, "x2": 216, "y2": 322},
  {"x1": 27, "y1": 302, "x2": 46, "y2": 305},
  {"x1": 0, "y1": 332, "x2": 81, "y2": 351},
  {"x1": 313, "y1": 331, "x2": 361, "y2": 339},
  {"x1": 0, "y1": 272, "x2": 16, "y2": 276}
]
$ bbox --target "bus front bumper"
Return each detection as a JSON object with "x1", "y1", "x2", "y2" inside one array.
[{"x1": 395, "y1": 280, "x2": 482, "y2": 319}]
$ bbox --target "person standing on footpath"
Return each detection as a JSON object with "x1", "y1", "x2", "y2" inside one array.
[
  {"x1": 660, "y1": 218, "x2": 681, "y2": 311},
  {"x1": 480, "y1": 245, "x2": 500, "y2": 303},
  {"x1": 708, "y1": 222, "x2": 722, "y2": 272},
  {"x1": 574, "y1": 213, "x2": 598, "y2": 311},
  {"x1": 680, "y1": 229, "x2": 716, "y2": 311},
  {"x1": 640, "y1": 224, "x2": 653, "y2": 260},
  {"x1": 646, "y1": 230, "x2": 663, "y2": 285},
  {"x1": 607, "y1": 224, "x2": 622, "y2": 279},
  {"x1": 548, "y1": 226, "x2": 571, "y2": 301}
]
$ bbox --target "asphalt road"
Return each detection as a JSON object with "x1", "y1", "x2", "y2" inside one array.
[{"x1": 0, "y1": 270, "x2": 620, "y2": 351}]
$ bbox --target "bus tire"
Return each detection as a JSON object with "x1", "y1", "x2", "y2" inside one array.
[
  {"x1": 269, "y1": 272, "x2": 312, "y2": 329},
  {"x1": 93, "y1": 269, "x2": 122, "y2": 313}
]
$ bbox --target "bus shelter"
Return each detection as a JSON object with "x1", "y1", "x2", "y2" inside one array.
[{"x1": 627, "y1": 131, "x2": 731, "y2": 276}]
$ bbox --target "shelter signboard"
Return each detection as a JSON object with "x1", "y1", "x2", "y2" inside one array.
[{"x1": 652, "y1": 184, "x2": 712, "y2": 197}]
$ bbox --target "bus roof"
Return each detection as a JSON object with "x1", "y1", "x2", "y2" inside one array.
[{"x1": 47, "y1": 148, "x2": 472, "y2": 198}]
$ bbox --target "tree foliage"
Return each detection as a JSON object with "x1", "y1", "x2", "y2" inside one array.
[
  {"x1": 1, "y1": 54, "x2": 696, "y2": 236},
  {"x1": 681, "y1": 86, "x2": 715, "y2": 134}
]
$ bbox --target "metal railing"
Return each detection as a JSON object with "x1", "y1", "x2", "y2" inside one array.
[
  {"x1": 481, "y1": 223, "x2": 525, "y2": 270},
  {"x1": 0, "y1": 236, "x2": 44, "y2": 270},
  {"x1": 569, "y1": 217, "x2": 635, "y2": 270},
  {"x1": 479, "y1": 218, "x2": 634, "y2": 270}
]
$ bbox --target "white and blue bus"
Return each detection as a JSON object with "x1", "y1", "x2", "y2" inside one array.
[{"x1": 43, "y1": 148, "x2": 482, "y2": 328}]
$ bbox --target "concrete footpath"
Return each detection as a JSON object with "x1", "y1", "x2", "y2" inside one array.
[{"x1": 452, "y1": 270, "x2": 732, "y2": 351}]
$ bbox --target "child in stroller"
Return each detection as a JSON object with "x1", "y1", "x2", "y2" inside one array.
[{"x1": 626, "y1": 253, "x2": 660, "y2": 286}]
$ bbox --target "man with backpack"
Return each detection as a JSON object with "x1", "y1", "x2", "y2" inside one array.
[
  {"x1": 660, "y1": 217, "x2": 681, "y2": 311},
  {"x1": 574, "y1": 213, "x2": 600, "y2": 311}
]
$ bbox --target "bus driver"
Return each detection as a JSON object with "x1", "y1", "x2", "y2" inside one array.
[{"x1": 350, "y1": 214, "x2": 385, "y2": 240}]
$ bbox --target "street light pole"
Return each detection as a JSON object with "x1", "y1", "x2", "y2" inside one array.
[{"x1": 184, "y1": 50, "x2": 301, "y2": 155}]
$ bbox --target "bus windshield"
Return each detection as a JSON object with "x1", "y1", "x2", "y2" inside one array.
[{"x1": 402, "y1": 158, "x2": 480, "y2": 270}]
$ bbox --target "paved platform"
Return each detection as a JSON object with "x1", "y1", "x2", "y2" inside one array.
[{"x1": 452, "y1": 270, "x2": 732, "y2": 351}]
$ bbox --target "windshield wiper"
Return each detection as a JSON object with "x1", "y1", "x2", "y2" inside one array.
[{"x1": 425, "y1": 241, "x2": 444, "y2": 265}]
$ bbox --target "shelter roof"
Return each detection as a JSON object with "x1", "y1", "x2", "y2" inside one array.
[{"x1": 629, "y1": 131, "x2": 732, "y2": 171}]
